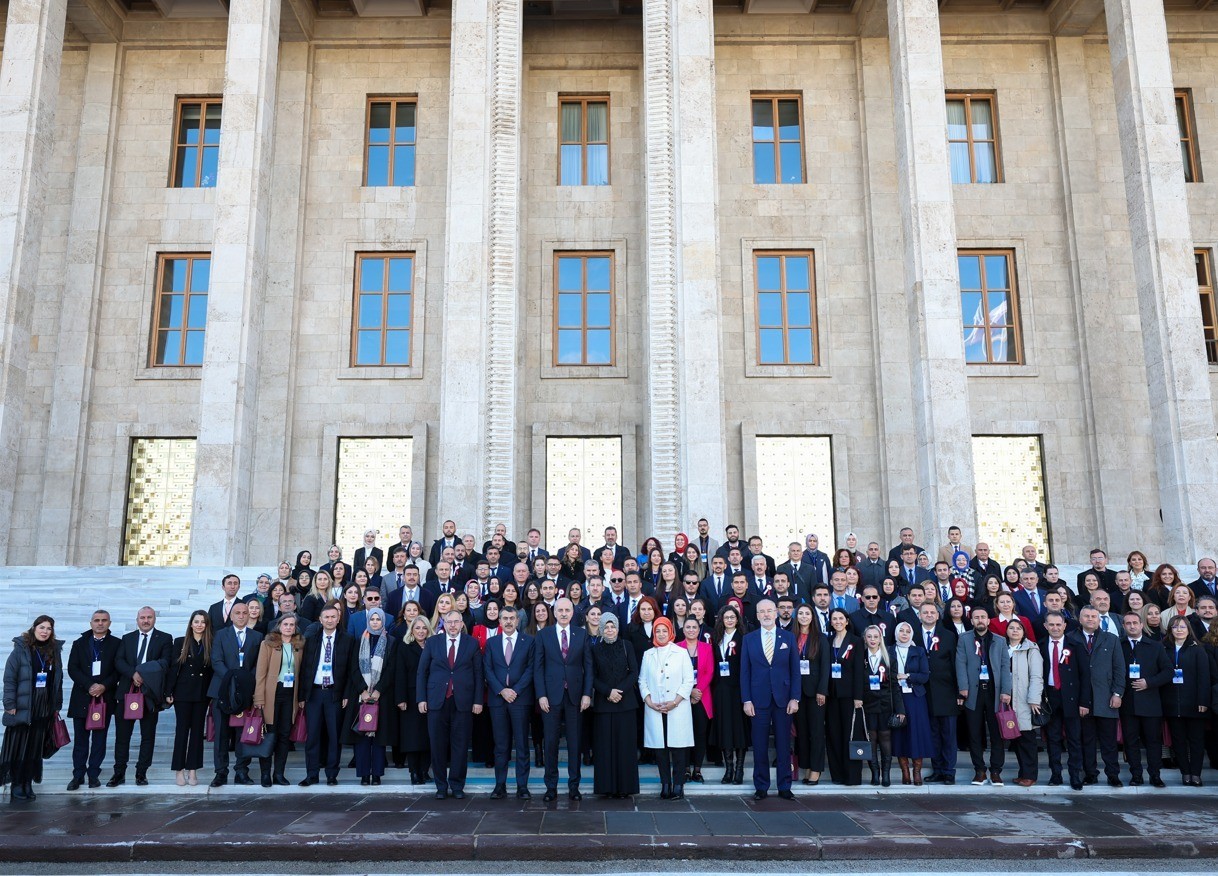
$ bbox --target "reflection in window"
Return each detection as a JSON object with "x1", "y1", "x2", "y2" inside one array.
[
  {"x1": 946, "y1": 94, "x2": 1000, "y2": 184},
  {"x1": 554, "y1": 252, "x2": 614, "y2": 366},
  {"x1": 365, "y1": 98, "x2": 417, "y2": 187},
  {"x1": 559, "y1": 97, "x2": 609, "y2": 186},
  {"x1": 171, "y1": 99, "x2": 221, "y2": 188},
  {"x1": 751, "y1": 95, "x2": 804, "y2": 185},
  {"x1": 352, "y1": 254, "x2": 413, "y2": 367},
  {"x1": 959, "y1": 250, "x2": 1022, "y2": 364},
  {"x1": 755, "y1": 251, "x2": 817, "y2": 365},
  {"x1": 151, "y1": 254, "x2": 209, "y2": 367}
]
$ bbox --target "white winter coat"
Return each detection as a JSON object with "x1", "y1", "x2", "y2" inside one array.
[{"x1": 639, "y1": 642, "x2": 695, "y2": 748}]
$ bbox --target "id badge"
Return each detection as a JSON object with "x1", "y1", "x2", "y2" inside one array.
[
  {"x1": 800, "y1": 659, "x2": 811, "y2": 676},
  {"x1": 91, "y1": 659, "x2": 102, "y2": 676},
  {"x1": 238, "y1": 651, "x2": 245, "y2": 666},
  {"x1": 718, "y1": 661, "x2": 730, "y2": 678},
  {"x1": 283, "y1": 672, "x2": 295, "y2": 688},
  {"x1": 1129, "y1": 662, "x2": 1140, "y2": 680},
  {"x1": 868, "y1": 674, "x2": 881, "y2": 691},
  {"x1": 831, "y1": 662, "x2": 842, "y2": 679},
  {"x1": 35, "y1": 672, "x2": 47, "y2": 689},
  {"x1": 1174, "y1": 667, "x2": 1184, "y2": 685},
  {"x1": 900, "y1": 679, "x2": 912, "y2": 693},
  {"x1": 692, "y1": 668, "x2": 698, "y2": 683},
  {"x1": 322, "y1": 662, "x2": 333, "y2": 685},
  {"x1": 979, "y1": 665, "x2": 990, "y2": 682}
]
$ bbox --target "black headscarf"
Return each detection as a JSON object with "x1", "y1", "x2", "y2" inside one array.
[{"x1": 291, "y1": 550, "x2": 315, "y2": 580}]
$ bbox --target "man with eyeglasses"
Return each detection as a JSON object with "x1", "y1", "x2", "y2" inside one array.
[{"x1": 346, "y1": 588, "x2": 383, "y2": 637}]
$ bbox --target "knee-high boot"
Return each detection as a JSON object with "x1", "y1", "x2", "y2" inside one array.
[
  {"x1": 881, "y1": 754, "x2": 893, "y2": 787},
  {"x1": 734, "y1": 749, "x2": 747, "y2": 785},
  {"x1": 721, "y1": 750, "x2": 735, "y2": 784},
  {"x1": 899, "y1": 757, "x2": 911, "y2": 785},
  {"x1": 912, "y1": 758, "x2": 923, "y2": 786}
]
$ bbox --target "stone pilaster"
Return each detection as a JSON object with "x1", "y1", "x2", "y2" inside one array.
[
  {"x1": 190, "y1": 0, "x2": 281, "y2": 564},
  {"x1": 1104, "y1": 0, "x2": 1218, "y2": 560},
  {"x1": 886, "y1": 0, "x2": 979, "y2": 537},
  {"x1": 0, "y1": 0, "x2": 68, "y2": 563},
  {"x1": 37, "y1": 42, "x2": 122, "y2": 563}
]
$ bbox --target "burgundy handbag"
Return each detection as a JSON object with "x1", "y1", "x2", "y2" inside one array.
[
  {"x1": 289, "y1": 710, "x2": 308, "y2": 743},
  {"x1": 49, "y1": 714, "x2": 71, "y2": 752},
  {"x1": 123, "y1": 686, "x2": 145, "y2": 720},
  {"x1": 356, "y1": 702, "x2": 379, "y2": 733},
  {"x1": 205, "y1": 710, "x2": 216, "y2": 743},
  {"x1": 996, "y1": 705, "x2": 1021, "y2": 740},
  {"x1": 241, "y1": 708, "x2": 264, "y2": 744},
  {"x1": 84, "y1": 697, "x2": 107, "y2": 731},
  {"x1": 228, "y1": 710, "x2": 247, "y2": 728}
]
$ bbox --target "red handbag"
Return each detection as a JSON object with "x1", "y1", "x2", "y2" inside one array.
[
  {"x1": 356, "y1": 702, "x2": 379, "y2": 733},
  {"x1": 123, "y1": 686, "x2": 145, "y2": 720},
  {"x1": 996, "y1": 705, "x2": 1021, "y2": 740},
  {"x1": 49, "y1": 714, "x2": 71, "y2": 752},
  {"x1": 289, "y1": 710, "x2": 308, "y2": 743},
  {"x1": 85, "y1": 697, "x2": 107, "y2": 731},
  {"x1": 242, "y1": 708, "x2": 265, "y2": 744},
  {"x1": 205, "y1": 709, "x2": 216, "y2": 743}
]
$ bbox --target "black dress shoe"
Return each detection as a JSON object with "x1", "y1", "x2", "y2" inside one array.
[
  {"x1": 1070, "y1": 781, "x2": 1084, "y2": 791},
  {"x1": 1129, "y1": 776, "x2": 1144, "y2": 786},
  {"x1": 924, "y1": 772, "x2": 943, "y2": 783},
  {"x1": 299, "y1": 777, "x2": 318, "y2": 787},
  {"x1": 753, "y1": 790, "x2": 768, "y2": 800},
  {"x1": 516, "y1": 788, "x2": 532, "y2": 799},
  {"x1": 371, "y1": 776, "x2": 380, "y2": 786},
  {"x1": 1151, "y1": 777, "x2": 1166, "y2": 788},
  {"x1": 88, "y1": 778, "x2": 102, "y2": 789},
  {"x1": 234, "y1": 774, "x2": 254, "y2": 786},
  {"x1": 66, "y1": 778, "x2": 83, "y2": 791},
  {"x1": 1083, "y1": 775, "x2": 1098, "y2": 785},
  {"x1": 452, "y1": 790, "x2": 466, "y2": 799},
  {"x1": 326, "y1": 777, "x2": 338, "y2": 786},
  {"x1": 778, "y1": 789, "x2": 795, "y2": 800},
  {"x1": 569, "y1": 790, "x2": 582, "y2": 801},
  {"x1": 210, "y1": 773, "x2": 227, "y2": 788},
  {"x1": 942, "y1": 775, "x2": 955, "y2": 785},
  {"x1": 490, "y1": 785, "x2": 507, "y2": 799},
  {"x1": 1107, "y1": 776, "x2": 1123, "y2": 788},
  {"x1": 543, "y1": 790, "x2": 557, "y2": 802},
  {"x1": 106, "y1": 774, "x2": 125, "y2": 788},
  {"x1": 135, "y1": 775, "x2": 149, "y2": 787},
  {"x1": 434, "y1": 790, "x2": 448, "y2": 800},
  {"x1": 261, "y1": 775, "x2": 272, "y2": 788},
  {"x1": 273, "y1": 775, "x2": 290, "y2": 786},
  {"x1": 361, "y1": 776, "x2": 371, "y2": 786},
  {"x1": 1048, "y1": 775, "x2": 1062, "y2": 786}
]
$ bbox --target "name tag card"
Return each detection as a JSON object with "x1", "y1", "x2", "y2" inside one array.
[
  {"x1": 979, "y1": 665, "x2": 990, "y2": 682},
  {"x1": 800, "y1": 659, "x2": 811, "y2": 676},
  {"x1": 1129, "y1": 663, "x2": 1140, "y2": 680},
  {"x1": 868, "y1": 674, "x2": 881, "y2": 691},
  {"x1": 831, "y1": 662, "x2": 842, "y2": 679},
  {"x1": 1173, "y1": 668, "x2": 1184, "y2": 685},
  {"x1": 35, "y1": 672, "x2": 47, "y2": 688},
  {"x1": 91, "y1": 660, "x2": 102, "y2": 676},
  {"x1": 718, "y1": 661, "x2": 730, "y2": 678},
  {"x1": 283, "y1": 672, "x2": 295, "y2": 688}
]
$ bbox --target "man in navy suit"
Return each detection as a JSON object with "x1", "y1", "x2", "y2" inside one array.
[
  {"x1": 698, "y1": 556, "x2": 731, "y2": 614},
  {"x1": 533, "y1": 597, "x2": 593, "y2": 801},
  {"x1": 485, "y1": 606, "x2": 535, "y2": 799},
  {"x1": 594, "y1": 526, "x2": 632, "y2": 570},
  {"x1": 740, "y1": 598, "x2": 801, "y2": 800},
  {"x1": 428, "y1": 519, "x2": 460, "y2": 567},
  {"x1": 1012, "y1": 568, "x2": 1048, "y2": 621},
  {"x1": 208, "y1": 601, "x2": 262, "y2": 787},
  {"x1": 1040, "y1": 610, "x2": 1090, "y2": 790},
  {"x1": 417, "y1": 609, "x2": 484, "y2": 799}
]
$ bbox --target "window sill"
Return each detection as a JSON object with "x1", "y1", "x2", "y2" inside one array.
[
  {"x1": 135, "y1": 366, "x2": 202, "y2": 381},
  {"x1": 744, "y1": 362, "x2": 830, "y2": 379},
  {"x1": 966, "y1": 363, "x2": 1038, "y2": 378},
  {"x1": 338, "y1": 366, "x2": 424, "y2": 380},
  {"x1": 541, "y1": 363, "x2": 628, "y2": 380}
]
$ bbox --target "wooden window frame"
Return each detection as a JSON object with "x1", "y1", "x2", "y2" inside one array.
[
  {"x1": 552, "y1": 251, "x2": 616, "y2": 367},
  {"x1": 363, "y1": 96, "x2": 419, "y2": 187},
  {"x1": 1198, "y1": 248, "x2": 1217, "y2": 365},
  {"x1": 946, "y1": 92, "x2": 1004, "y2": 184},
  {"x1": 351, "y1": 252, "x2": 416, "y2": 368},
  {"x1": 150, "y1": 253, "x2": 210, "y2": 368},
  {"x1": 1177, "y1": 89, "x2": 1203, "y2": 184},
  {"x1": 557, "y1": 95, "x2": 611, "y2": 186},
  {"x1": 958, "y1": 248, "x2": 1023, "y2": 365},
  {"x1": 168, "y1": 97, "x2": 222, "y2": 189},
  {"x1": 753, "y1": 250, "x2": 818, "y2": 366},
  {"x1": 750, "y1": 93, "x2": 806, "y2": 185}
]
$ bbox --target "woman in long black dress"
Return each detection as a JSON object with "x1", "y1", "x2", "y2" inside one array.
[
  {"x1": 392, "y1": 616, "x2": 432, "y2": 784},
  {"x1": 793, "y1": 604, "x2": 829, "y2": 785},
  {"x1": 824, "y1": 608, "x2": 866, "y2": 786},
  {"x1": 1, "y1": 615, "x2": 63, "y2": 802},
  {"x1": 589, "y1": 615, "x2": 640, "y2": 797},
  {"x1": 710, "y1": 605, "x2": 748, "y2": 785}
]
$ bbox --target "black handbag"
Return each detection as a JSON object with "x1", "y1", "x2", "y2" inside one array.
[
  {"x1": 848, "y1": 706, "x2": 870, "y2": 760},
  {"x1": 1031, "y1": 694, "x2": 1052, "y2": 728}
]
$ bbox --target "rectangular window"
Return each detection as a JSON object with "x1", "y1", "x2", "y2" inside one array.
[
  {"x1": 972, "y1": 435, "x2": 1051, "y2": 565},
  {"x1": 1177, "y1": 89, "x2": 1202, "y2": 183},
  {"x1": 559, "y1": 97, "x2": 609, "y2": 186},
  {"x1": 170, "y1": 98, "x2": 221, "y2": 188},
  {"x1": 751, "y1": 94, "x2": 804, "y2": 184},
  {"x1": 755, "y1": 251, "x2": 817, "y2": 365},
  {"x1": 554, "y1": 252, "x2": 614, "y2": 366},
  {"x1": 151, "y1": 254, "x2": 210, "y2": 367},
  {"x1": 755, "y1": 436, "x2": 835, "y2": 556},
  {"x1": 365, "y1": 97, "x2": 417, "y2": 187},
  {"x1": 1198, "y1": 249, "x2": 1217, "y2": 365},
  {"x1": 121, "y1": 438, "x2": 197, "y2": 566},
  {"x1": 352, "y1": 254, "x2": 414, "y2": 367},
  {"x1": 335, "y1": 438, "x2": 414, "y2": 551},
  {"x1": 946, "y1": 93, "x2": 1001, "y2": 184},
  {"x1": 545, "y1": 437, "x2": 621, "y2": 554},
  {"x1": 958, "y1": 249, "x2": 1022, "y2": 364}
]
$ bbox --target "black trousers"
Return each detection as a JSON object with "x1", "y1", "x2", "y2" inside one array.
[
  {"x1": 489, "y1": 698, "x2": 532, "y2": 787},
  {"x1": 1167, "y1": 715, "x2": 1207, "y2": 777},
  {"x1": 171, "y1": 700, "x2": 208, "y2": 771},
  {"x1": 654, "y1": 745, "x2": 689, "y2": 789},
  {"x1": 542, "y1": 697, "x2": 584, "y2": 792},
  {"x1": 259, "y1": 687, "x2": 294, "y2": 777},
  {"x1": 428, "y1": 698, "x2": 473, "y2": 793},
  {"x1": 1120, "y1": 711, "x2": 1164, "y2": 779},
  {"x1": 1012, "y1": 729, "x2": 1038, "y2": 780},
  {"x1": 965, "y1": 685, "x2": 1004, "y2": 772},
  {"x1": 304, "y1": 686, "x2": 343, "y2": 780},
  {"x1": 212, "y1": 703, "x2": 253, "y2": 777},
  {"x1": 71, "y1": 717, "x2": 110, "y2": 781},
  {"x1": 824, "y1": 697, "x2": 862, "y2": 786},
  {"x1": 1043, "y1": 689, "x2": 1083, "y2": 780},
  {"x1": 113, "y1": 708, "x2": 160, "y2": 775},
  {"x1": 1080, "y1": 714, "x2": 1120, "y2": 779},
  {"x1": 689, "y1": 700, "x2": 710, "y2": 770}
]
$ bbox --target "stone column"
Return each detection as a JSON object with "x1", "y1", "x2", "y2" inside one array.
[
  {"x1": 886, "y1": 0, "x2": 979, "y2": 538},
  {"x1": 0, "y1": 0, "x2": 68, "y2": 563},
  {"x1": 37, "y1": 42, "x2": 123, "y2": 562},
  {"x1": 1104, "y1": 0, "x2": 1218, "y2": 560},
  {"x1": 642, "y1": 0, "x2": 727, "y2": 539},
  {"x1": 190, "y1": 0, "x2": 281, "y2": 564},
  {"x1": 436, "y1": 0, "x2": 495, "y2": 537}
]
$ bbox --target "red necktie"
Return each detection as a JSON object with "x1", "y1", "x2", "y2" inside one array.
[
  {"x1": 561, "y1": 628, "x2": 569, "y2": 660},
  {"x1": 1051, "y1": 640, "x2": 1062, "y2": 689},
  {"x1": 446, "y1": 639, "x2": 455, "y2": 698}
]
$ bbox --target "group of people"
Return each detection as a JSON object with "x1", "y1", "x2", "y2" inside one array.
[{"x1": 4, "y1": 519, "x2": 1218, "y2": 804}]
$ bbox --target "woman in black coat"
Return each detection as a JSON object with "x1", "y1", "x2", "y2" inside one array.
[
  {"x1": 1162, "y1": 616, "x2": 1211, "y2": 786},
  {"x1": 344, "y1": 608, "x2": 396, "y2": 785},
  {"x1": 1, "y1": 615, "x2": 63, "y2": 802},
  {"x1": 392, "y1": 616, "x2": 432, "y2": 784},
  {"x1": 792, "y1": 604, "x2": 829, "y2": 785},
  {"x1": 164, "y1": 610, "x2": 214, "y2": 786},
  {"x1": 589, "y1": 615, "x2": 640, "y2": 797},
  {"x1": 709, "y1": 605, "x2": 748, "y2": 784},
  {"x1": 824, "y1": 608, "x2": 866, "y2": 786}
]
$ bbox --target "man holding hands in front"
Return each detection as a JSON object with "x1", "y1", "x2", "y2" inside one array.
[{"x1": 740, "y1": 598, "x2": 800, "y2": 800}]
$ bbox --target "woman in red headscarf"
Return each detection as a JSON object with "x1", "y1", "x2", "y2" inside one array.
[{"x1": 638, "y1": 617, "x2": 694, "y2": 799}]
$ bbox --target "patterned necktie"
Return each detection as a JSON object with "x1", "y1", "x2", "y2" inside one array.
[
  {"x1": 561, "y1": 628, "x2": 569, "y2": 660},
  {"x1": 763, "y1": 632, "x2": 774, "y2": 664},
  {"x1": 1086, "y1": 634, "x2": 1094, "y2": 653}
]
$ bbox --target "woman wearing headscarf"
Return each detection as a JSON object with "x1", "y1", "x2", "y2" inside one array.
[
  {"x1": 345, "y1": 607, "x2": 396, "y2": 785},
  {"x1": 890, "y1": 621, "x2": 934, "y2": 785},
  {"x1": 290, "y1": 550, "x2": 315, "y2": 582},
  {"x1": 668, "y1": 532, "x2": 691, "y2": 572},
  {"x1": 638, "y1": 617, "x2": 694, "y2": 799},
  {"x1": 589, "y1": 615, "x2": 640, "y2": 798},
  {"x1": 392, "y1": 616, "x2": 432, "y2": 785}
]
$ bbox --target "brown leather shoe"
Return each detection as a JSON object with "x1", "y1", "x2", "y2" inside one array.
[{"x1": 1016, "y1": 778, "x2": 1035, "y2": 787}]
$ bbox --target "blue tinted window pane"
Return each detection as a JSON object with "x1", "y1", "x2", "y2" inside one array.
[
  {"x1": 984, "y1": 255, "x2": 1009, "y2": 288},
  {"x1": 359, "y1": 294, "x2": 383, "y2": 329},
  {"x1": 785, "y1": 256, "x2": 810, "y2": 291},
  {"x1": 357, "y1": 330, "x2": 381, "y2": 365},
  {"x1": 779, "y1": 143, "x2": 803, "y2": 183},
  {"x1": 587, "y1": 145, "x2": 608, "y2": 186},
  {"x1": 557, "y1": 293, "x2": 582, "y2": 328},
  {"x1": 961, "y1": 291, "x2": 983, "y2": 325},
  {"x1": 560, "y1": 145, "x2": 583, "y2": 185},
  {"x1": 586, "y1": 293, "x2": 611, "y2": 327},
  {"x1": 957, "y1": 255, "x2": 981, "y2": 290},
  {"x1": 586, "y1": 329, "x2": 611, "y2": 364},
  {"x1": 184, "y1": 330, "x2": 205, "y2": 365},
  {"x1": 387, "y1": 258, "x2": 412, "y2": 292},
  {"x1": 756, "y1": 257, "x2": 781, "y2": 292},
  {"x1": 787, "y1": 329, "x2": 814, "y2": 364},
  {"x1": 753, "y1": 143, "x2": 775, "y2": 184},
  {"x1": 393, "y1": 145, "x2": 416, "y2": 186},
  {"x1": 586, "y1": 257, "x2": 611, "y2": 291},
  {"x1": 987, "y1": 291, "x2": 1010, "y2": 325},
  {"x1": 190, "y1": 259, "x2": 210, "y2": 292},
  {"x1": 158, "y1": 331, "x2": 181, "y2": 365},
  {"x1": 366, "y1": 146, "x2": 389, "y2": 187},
  {"x1": 759, "y1": 328, "x2": 784, "y2": 364},
  {"x1": 974, "y1": 144, "x2": 996, "y2": 183},
  {"x1": 963, "y1": 327, "x2": 986, "y2": 363},
  {"x1": 385, "y1": 330, "x2": 410, "y2": 365},
  {"x1": 557, "y1": 258, "x2": 582, "y2": 291},
  {"x1": 179, "y1": 105, "x2": 201, "y2": 144},
  {"x1": 752, "y1": 100, "x2": 774, "y2": 141},
  {"x1": 187, "y1": 294, "x2": 207, "y2": 329},
  {"x1": 949, "y1": 142, "x2": 972, "y2": 184},
  {"x1": 360, "y1": 259, "x2": 384, "y2": 292},
  {"x1": 991, "y1": 327, "x2": 1017, "y2": 362},
  {"x1": 557, "y1": 330, "x2": 583, "y2": 364},
  {"x1": 203, "y1": 105, "x2": 222, "y2": 144},
  {"x1": 168, "y1": 259, "x2": 189, "y2": 292},
  {"x1": 160, "y1": 295, "x2": 184, "y2": 329},
  {"x1": 200, "y1": 145, "x2": 218, "y2": 188},
  {"x1": 777, "y1": 100, "x2": 800, "y2": 140},
  {"x1": 757, "y1": 292, "x2": 782, "y2": 327},
  {"x1": 176, "y1": 147, "x2": 198, "y2": 188},
  {"x1": 386, "y1": 293, "x2": 411, "y2": 328},
  {"x1": 368, "y1": 103, "x2": 391, "y2": 144},
  {"x1": 395, "y1": 103, "x2": 416, "y2": 143},
  {"x1": 786, "y1": 292, "x2": 811, "y2": 327}
]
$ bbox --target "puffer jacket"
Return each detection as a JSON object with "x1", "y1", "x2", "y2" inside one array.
[{"x1": 3, "y1": 636, "x2": 65, "y2": 726}]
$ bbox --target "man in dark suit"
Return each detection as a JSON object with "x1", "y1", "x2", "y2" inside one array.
[
  {"x1": 1019, "y1": 544, "x2": 1050, "y2": 583},
  {"x1": 916, "y1": 603, "x2": 959, "y2": 783},
  {"x1": 533, "y1": 597, "x2": 593, "y2": 801},
  {"x1": 698, "y1": 556, "x2": 731, "y2": 614},
  {"x1": 485, "y1": 606, "x2": 535, "y2": 799},
  {"x1": 65, "y1": 610, "x2": 121, "y2": 790},
  {"x1": 1190, "y1": 557, "x2": 1218, "y2": 602},
  {"x1": 482, "y1": 524, "x2": 518, "y2": 563},
  {"x1": 563, "y1": 528, "x2": 592, "y2": 563},
  {"x1": 353, "y1": 531, "x2": 384, "y2": 576},
  {"x1": 776, "y1": 542, "x2": 817, "y2": 601},
  {"x1": 850, "y1": 586, "x2": 890, "y2": 639},
  {"x1": 109, "y1": 606, "x2": 173, "y2": 787},
  {"x1": 1076, "y1": 549, "x2": 1118, "y2": 595},
  {"x1": 1012, "y1": 568, "x2": 1049, "y2": 621},
  {"x1": 208, "y1": 601, "x2": 262, "y2": 786},
  {"x1": 896, "y1": 546, "x2": 932, "y2": 589},
  {"x1": 417, "y1": 608, "x2": 484, "y2": 799},
  {"x1": 208, "y1": 574, "x2": 243, "y2": 631},
  {"x1": 888, "y1": 528, "x2": 923, "y2": 563},
  {"x1": 1039, "y1": 611, "x2": 1090, "y2": 790},
  {"x1": 521, "y1": 528, "x2": 548, "y2": 566},
  {"x1": 428, "y1": 519, "x2": 460, "y2": 567},
  {"x1": 969, "y1": 543, "x2": 1003, "y2": 584},
  {"x1": 385, "y1": 565, "x2": 436, "y2": 619},
  {"x1": 857, "y1": 542, "x2": 888, "y2": 592},
  {"x1": 1075, "y1": 606, "x2": 1125, "y2": 787},
  {"x1": 384, "y1": 524, "x2": 414, "y2": 571},
  {"x1": 748, "y1": 555, "x2": 773, "y2": 597},
  {"x1": 827, "y1": 570, "x2": 859, "y2": 615},
  {"x1": 298, "y1": 605, "x2": 357, "y2": 786},
  {"x1": 1119, "y1": 610, "x2": 1172, "y2": 787},
  {"x1": 740, "y1": 598, "x2": 800, "y2": 800},
  {"x1": 594, "y1": 526, "x2": 632, "y2": 570},
  {"x1": 714, "y1": 524, "x2": 749, "y2": 562},
  {"x1": 956, "y1": 607, "x2": 1013, "y2": 785},
  {"x1": 747, "y1": 536, "x2": 777, "y2": 578}
]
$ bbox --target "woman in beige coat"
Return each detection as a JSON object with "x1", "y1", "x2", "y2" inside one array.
[
  {"x1": 1005, "y1": 619, "x2": 1043, "y2": 787},
  {"x1": 252, "y1": 613, "x2": 306, "y2": 787}
]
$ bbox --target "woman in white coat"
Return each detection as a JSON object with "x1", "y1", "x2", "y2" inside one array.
[{"x1": 638, "y1": 616, "x2": 694, "y2": 800}]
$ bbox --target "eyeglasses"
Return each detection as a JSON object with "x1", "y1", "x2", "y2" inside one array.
[
  {"x1": 365, "y1": 596, "x2": 381, "y2": 603},
  {"x1": 611, "y1": 577, "x2": 624, "y2": 582}
]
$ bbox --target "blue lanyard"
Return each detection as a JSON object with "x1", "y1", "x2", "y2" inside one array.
[
  {"x1": 35, "y1": 650, "x2": 48, "y2": 672},
  {"x1": 91, "y1": 639, "x2": 103, "y2": 661}
]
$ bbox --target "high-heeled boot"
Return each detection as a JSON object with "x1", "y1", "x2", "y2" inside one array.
[
  {"x1": 733, "y1": 749, "x2": 746, "y2": 784},
  {"x1": 881, "y1": 754, "x2": 893, "y2": 787},
  {"x1": 869, "y1": 758, "x2": 881, "y2": 786},
  {"x1": 721, "y1": 750, "x2": 735, "y2": 784},
  {"x1": 899, "y1": 757, "x2": 911, "y2": 785},
  {"x1": 912, "y1": 758, "x2": 923, "y2": 786}
]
